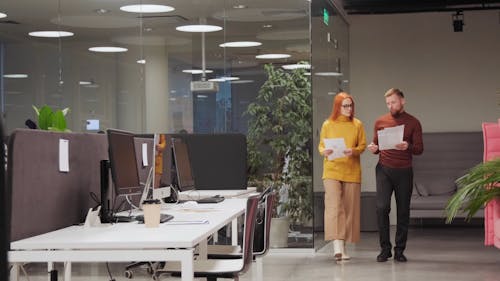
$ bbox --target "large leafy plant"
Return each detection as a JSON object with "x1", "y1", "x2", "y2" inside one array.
[
  {"x1": 32, "y1": 105, "x2": 71, "y2": 132},
  {"x1": 246, "y1": 63, "x2": 312, "y2": 225},
  {"x1": 445, "y1": 158, "x2": 500, "y2": 223}
]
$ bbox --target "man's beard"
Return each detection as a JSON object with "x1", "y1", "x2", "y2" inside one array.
[{"x1": 390, "y1": 108, "x2": 403, "y2": 117}]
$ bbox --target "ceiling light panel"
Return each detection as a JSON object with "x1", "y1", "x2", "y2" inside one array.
[
  {"x1": 3, "y1": 74, "x2": 28, "y2": 78},
  {"x1": 0, "y1": 12, "x2": 7, "y2": 18}
]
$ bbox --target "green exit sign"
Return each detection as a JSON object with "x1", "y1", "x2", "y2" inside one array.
[{"x1": 323, "y1": 8, "x2": 329, "y2": 26}]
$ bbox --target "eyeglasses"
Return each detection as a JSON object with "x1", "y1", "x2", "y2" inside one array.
[{"x1": 341, "y1": 104, "x2": 353, "y2": 108}]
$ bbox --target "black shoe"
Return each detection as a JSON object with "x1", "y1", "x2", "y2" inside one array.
[
  {"x1": 394, "y1": 253, "x2": 407, "y2": 262},
  {"x1": 376, "y1": 251, "x2": 392, "y2": 262}
]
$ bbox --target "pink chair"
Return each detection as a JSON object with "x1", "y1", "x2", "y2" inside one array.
[{"x1": 482, "y1": 119, "x2": 500, "y2": 249}]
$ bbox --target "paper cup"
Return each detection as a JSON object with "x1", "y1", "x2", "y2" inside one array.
[{"x1": 142, "y1": 200, "x2": 161, "y2": 228}]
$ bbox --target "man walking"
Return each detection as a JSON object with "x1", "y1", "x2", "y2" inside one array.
[{"x1": 367, "y1": 88, "x2": 423, "y2": 262}]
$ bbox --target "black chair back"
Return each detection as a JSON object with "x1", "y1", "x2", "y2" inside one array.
[
  {"x1": 240, "y1": 195, "x2": 259, "y2": 274},
  {"x1": 253, "y1": 192, "x2": 275, "y2": 257}
]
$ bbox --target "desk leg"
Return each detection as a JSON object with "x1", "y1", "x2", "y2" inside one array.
[
  {"x1": 64, "y1": 262, "x2": 71, "y2": 281},
  {"x1": 232, "y1": 218, "x2": 238, "y2": 246},
  {"x1": 198, "y1": 238, "x2": 208, "y2": 259},
  {"x1": 10, "y1": 263, "x2": 19, "y2": 281},
  {"x1": 180, "y1": 249, "x2": 194, "y2": 281},
  {"x1": 253, "y1": 257, "x2": 263, "y2": 281}
]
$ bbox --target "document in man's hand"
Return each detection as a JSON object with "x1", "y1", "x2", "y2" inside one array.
[
  {"x1": 377, "y1": 125, "x2": 405, "y2": 150},
  {"x1": 324, "y1": 138, "x2": 347, "y2": 160}
]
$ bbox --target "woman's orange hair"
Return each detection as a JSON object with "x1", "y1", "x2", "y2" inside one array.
[{"x1": 329, "y1": 92, "x2": 355, "y2": 121}]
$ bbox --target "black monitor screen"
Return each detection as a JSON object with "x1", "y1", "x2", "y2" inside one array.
[
  {"x1": 107, "y1": 129, "x2": 142, "y2": 196},
  {"x1": 172, "y1": 137, "x2": 195, "y2": 192}
]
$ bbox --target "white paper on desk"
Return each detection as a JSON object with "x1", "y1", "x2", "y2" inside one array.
[
  {"x1": 377, "y1": 125, "x2": 405, "y2": 150},
  {"x1": 323, "y1": 138, "x2": 347, "y2": 160},
  {"x1": 142, "y1": 143, "x2": 148, "y2": 166},
  {"x1": 59, "y1": 139, "x2": 69, "y2": 172}
]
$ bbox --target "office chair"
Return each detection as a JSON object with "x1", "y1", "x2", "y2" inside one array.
[
  {"x1": 158, "y1": 194, "x2": 260, "y2": 281},
  {"x1": 206, "y1": 191, "x2": 275, "y2": 259}
]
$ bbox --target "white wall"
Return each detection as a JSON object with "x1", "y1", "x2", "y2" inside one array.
[{"x1": 349, "y1": 10, "x2": 500, "y2": 191}]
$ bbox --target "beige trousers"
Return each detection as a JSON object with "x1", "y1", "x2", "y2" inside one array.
[{"x1": 324, "y1": 179, "x2": 361, "y2": 243}]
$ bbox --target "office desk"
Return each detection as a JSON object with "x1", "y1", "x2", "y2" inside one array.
[
  {"x1": 178, "y1": 187, "x2": 257, "y2": 200},
  {"x1": 9, "y1": 198, "x2": 247, "y2": 281}
]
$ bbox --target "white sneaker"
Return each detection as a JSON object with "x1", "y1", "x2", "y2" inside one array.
[
  {"x1": 341, "y1": 240, "x2": 350, "y2": 260},
  {"x1": 333, "y1": 240, "x2": 342, "y2": 260}
]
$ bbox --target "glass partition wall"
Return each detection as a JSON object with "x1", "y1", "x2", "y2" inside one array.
[
  {"x1": 311, "y1": 0, "x2": 350, "y2": 250},
  {"x1": 0, "y1": 0, "x2": 321, "y2": 248}
]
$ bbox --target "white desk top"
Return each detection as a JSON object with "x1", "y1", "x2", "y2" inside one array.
[
  {"x1": 11, "y1": 198, "x2": 246, "y2": 251},
  {"x1": 178, "y1": 187, "x2": 257, "y2": 200}
]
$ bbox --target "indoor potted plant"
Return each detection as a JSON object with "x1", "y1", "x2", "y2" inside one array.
[
  {"x1": 246, "y1": 63, "x2": 313, "y2": 246},
  {"x1": 445, "y1": 158, "x2": 500, "y2": 223},
  {"x1": 32, "y1": 105, "x2": 71, "y2": 132}
]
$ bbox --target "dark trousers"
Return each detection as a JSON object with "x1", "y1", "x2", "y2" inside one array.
[{"x1": 375, "y1": 163, "x2": 413, "y2": 254}]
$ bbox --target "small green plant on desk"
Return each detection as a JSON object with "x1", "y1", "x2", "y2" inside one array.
[{"x1": 32, "y1": 105, "x2": 71, "y2": 132}]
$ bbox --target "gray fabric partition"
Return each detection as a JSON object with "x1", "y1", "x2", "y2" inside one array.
[{"x1": 8, "y1": 129, "x2": 108, "y2": 241}]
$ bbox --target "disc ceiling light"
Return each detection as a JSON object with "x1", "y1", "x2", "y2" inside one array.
[
  {"x1": 120, "y1": 4, "x2": 175, "y2": 13},
  {"x1": 282, "y1": 63, "x2": 311, "y2": 70},
  {"x1": 88, "y1": 47, "x2": 128, "y2": 53},
  {"x1": 219, "y1": 41, "x2": 262, "y2": 48},
  {"x1": 176, "y1": 25, "x2": 222, "y2": 32},
  {"x1": 29, "y1": 31, "x2": 74, "y2": 38},
  {"x1": 182, "y1": 69, "x2": 214, "y2": 74},
  {"x1": 255, "y1": 54, "x2": 290, "y2": 59}
]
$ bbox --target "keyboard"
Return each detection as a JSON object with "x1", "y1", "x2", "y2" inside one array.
[
  {"x1": 196, "y1": 196, "x2": 225, "y2": 204},
  {"x1": 134, "y1": 214, "x2": 174, "y2": 223}
]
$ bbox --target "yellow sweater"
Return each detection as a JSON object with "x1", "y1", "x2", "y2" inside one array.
[{"x1": 318, "y1": 116, "x2": 366, "y2": 183}]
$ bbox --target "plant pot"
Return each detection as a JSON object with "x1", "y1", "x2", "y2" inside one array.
[{"x1": 270, "y1": 217, "x2": 290, "y2": 248}]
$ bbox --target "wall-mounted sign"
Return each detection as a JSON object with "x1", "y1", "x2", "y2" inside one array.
[{"x1": 323, "y1": 8, "x2": 329, "y2": 26}]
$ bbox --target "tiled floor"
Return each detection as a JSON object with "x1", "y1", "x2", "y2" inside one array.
[{"x1": 14, "y1": 226, "x2": 500, "y2": 281}]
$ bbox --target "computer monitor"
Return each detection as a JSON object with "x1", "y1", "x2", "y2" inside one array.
[
  {"x1": 172, "y1": 137, "x2": 195, "y2": 192},
  {"x1": 107, "y1": 129, "x2": 142, "y2": 196}
]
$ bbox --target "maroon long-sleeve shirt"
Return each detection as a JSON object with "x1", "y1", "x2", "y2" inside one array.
[{"x1": 372, "y1": 112, "x2": 424, "y2": 168}]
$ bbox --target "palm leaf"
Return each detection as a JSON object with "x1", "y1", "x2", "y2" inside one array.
[{"x1": 445, "y1": 158, "x2": 500, "y2": 223}]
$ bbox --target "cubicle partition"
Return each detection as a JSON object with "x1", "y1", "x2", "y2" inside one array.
[
  {"x1": 8, "y1": 131, "x2": 245, "y2": 244},
  {"x1": 8, "y1": 129, "x2": 109, "y2": 241}
]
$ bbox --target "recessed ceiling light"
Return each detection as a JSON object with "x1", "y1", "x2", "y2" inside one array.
[
  {"x1": 182, "y1": 69, "x2": 214, "y2": 74},
  {"x1": 255, "y1": 54, "x2": 291, "y2": 59},
  {"x1": 28, "y1": 31, "x2": 74, "y2": 38},
  {"x1": 176, "y1": 25, "x2": 223, "y2": 33},
  {"x1": 233, "y1": 4, "x2": 247, "y2": 9},
  {"x1": 262, "y1": 24, "x2": 272, "y2": 28},
  {"x1": 3, "y1": 74, "x2": 28, "y2": 78},
  {"x1": 282, "y1": 63, "x2": 311, "y2": 70},
  {"x1": 120, "y1": 4, "x2": 175, "y2": 13},
  {"x1": 314, "y1": 72, "x2": 343, "y2": 77},
  {"x1": 0, "y1": 12, "x2": 7, "y2": 19},
  {"x1": 79, "y1": 81, "x2": 92, "y2": 85},
  {"x1": 197, "y1": 94, "x2": 208, "y2": 98},
  {"x1": 144, "y1": 27, "x2": 153, "y2": 32},
  {"x1": 94, "y1": 8, "x2": 110, "y2": 14},
  {"x1": 137, "y1": 59, "x2": 146, "y2": 64},
  {"x1": 88, "y1": 46, "x2": 128, "y2": 53},
  {"x1": 219, "y1": 41, "x2": 262, "y2": 48}
]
